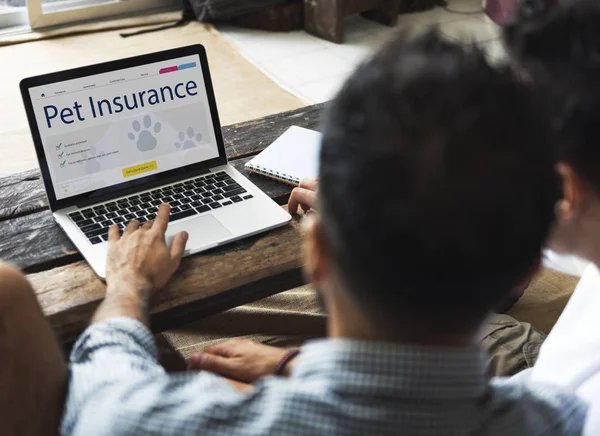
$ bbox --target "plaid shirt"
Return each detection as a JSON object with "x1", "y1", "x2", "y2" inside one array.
[{"x1": 62, "y1": 317, "x2": 587, "y2": 436}]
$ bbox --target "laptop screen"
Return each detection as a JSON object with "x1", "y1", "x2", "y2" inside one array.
[{"x1": 28, "y1": 54, "x2": 220, "y2": 201}]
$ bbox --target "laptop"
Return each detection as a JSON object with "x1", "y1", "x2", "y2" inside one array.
[{"x1": 20, "y1": 45, "x2": 291, "y2": 278}]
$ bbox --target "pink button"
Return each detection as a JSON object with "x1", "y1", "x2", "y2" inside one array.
[{"x1": 159, "y1": 66, "x2": 178, "y2": 74}]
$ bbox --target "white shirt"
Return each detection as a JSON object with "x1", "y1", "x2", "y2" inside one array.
[{"x1": 528, "y1": 263, "x2": 600, "y2": 434}]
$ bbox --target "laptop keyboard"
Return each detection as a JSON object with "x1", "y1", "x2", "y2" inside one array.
[{"x1": 68, "y1": 171, "x2": 254, "y2": 245}]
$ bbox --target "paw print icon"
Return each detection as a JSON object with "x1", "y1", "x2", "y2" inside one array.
[
  {"x1": 128, "y1": 115, "x2": 161, "y2": 152},
  {"x1": 175, "y1": 127, "x2": 203, "y2": 150}
]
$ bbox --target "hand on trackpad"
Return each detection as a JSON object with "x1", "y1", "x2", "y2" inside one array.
[{"x1": 166, "y1": 214, "x2": 232, "y2": 254}]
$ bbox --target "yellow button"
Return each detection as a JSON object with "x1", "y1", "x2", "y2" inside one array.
[{"x1": 122, "y1": 160, "x2": 158, "y2": 178}]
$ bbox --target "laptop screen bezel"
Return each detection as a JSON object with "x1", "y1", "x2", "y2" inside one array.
[{"x1": 20, "y1": 44, "x2": 228, "y2": 212}]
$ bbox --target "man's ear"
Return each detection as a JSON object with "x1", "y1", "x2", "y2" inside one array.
[
  {"x1": 301, "y1": 214, "x2": 330, "y2": 287},
  {"x1": 555, "y1": 162, "x2": 589, "y2": 223}
]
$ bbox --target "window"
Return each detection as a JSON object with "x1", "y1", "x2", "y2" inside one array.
[
  {"x1": 0, "y1": 1, "x2": 28, "y2": 29},
  {"x1": 1, "y1": 0, "x2": 179, "y2": 30}
]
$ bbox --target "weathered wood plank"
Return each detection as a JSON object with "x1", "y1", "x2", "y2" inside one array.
[
  {"x1": 0, "y1": 157, "x2": 297, "y2": 273},
  {"x1": 221, "y1": 103, "x2": 324, "y2": 158},
  {"x1": 28, "y1": 216, "x2": 305, "y2": 343},
  {"x1": 0, "y1": 168, "x2": 47, "y2": 219},
  {"x1": 0, "y1": 104, "x2": 324, "y2": 221}
]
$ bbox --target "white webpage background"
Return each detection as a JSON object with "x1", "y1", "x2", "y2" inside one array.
[{"x1": 29, "y1": 54, "x2": 219, "y2": 200}]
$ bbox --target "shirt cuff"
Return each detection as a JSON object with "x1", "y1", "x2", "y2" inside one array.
[{"x1": 70, "y1": 317, "x2": 159, "y2": 364}]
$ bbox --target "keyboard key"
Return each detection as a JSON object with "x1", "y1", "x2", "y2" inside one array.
[
  {"x1": 243, "y1": 195, "x2": 254, "y2": 200},
  {"x1": 83, "y1": 210, "x2": 95, "y2": 219},
  {"x1": 180, "y1": 197, "x2": 192, "y2": 204},
  {"x1": 101, "y1": 234, "x2": 109, "y2": 241},
  {"x1": 117, "y1": 198, "x2": 128, "y2": 204},
  {"x1": 98, "y1": 220, "x2": 112, "y2": 227},
  {"x1": 171, "y1": 206, "x2": 181, "y2": 213},
  {"x1": 77, "y1": 218, "x2": 94, "y2": 228},
  {"x1": 212, "y1": 188, "x2": 224, "y2": 195},
  {"x1": 150, "y1": 199, "x2": 161, "y2": 206},
  {"x1": 196, "y1": 205, "x2": 211, "y2": 213},
  {"x1": 130, "y1": 199, "x2": 140, "y2": 206},
  {"x1": 191, "y1": 194, "x2": 201, "y2": 201},
  {"x1": 201, "y1": 192, "x2": 212, "y2": 199},
  {"x1": 105, "y1": 212, "x2": 117, "y2": 219},
  {"x1": 129, "y1": 206, "x2": 140, "y2": 213},
  {"x1": 201, "y1": 198, "x2": 212, "y2": 205},
  {"x1": 69, "y1": 212, "x2": 84, "y2": 222},
  {"x1": 106, "y1": 202, "x2": 116, "y2": 208},
  {"x1": 162, "y1": 196, "x2": 173, "y2": 202},
  {"x1": 180, "y1": 204, "x2": 191, "y2": 211},
  {"x1": 123, "y1": 213, "x2": 135, "y2": 221},
  {"x1": 224, "y1": 188, "x2": 247, "y2": 198},
  {"x1": 205, "y1": 184, "x2": 215, "y2": 190},
  {"x1": 92, "y1": 205, "x2": 104, "y2": 211},
  {"x1": 140, "y1": 202, "x2": 151, "y2": 210},
  {"x1": 191, "y1": 201, "x2": 202, "y2": 208},
  {"x1": 95, "y1": 208, "x2": 107, "y2": 216},
  {"x1": 221, "y1": 201, "x2": 233, "y2": 206},
  {"x1": 173, "y1": 194, "x2": 183, "y2": 200},
  {"x1": 90, "y1": 237, "x2": 102, "y2": 244},
  {"x1": 170, "y1": 209, "x2": 197, "y2": 222},
  {"x1": 225, "y1": 179, "x2": 236, "y2": 185},
  {"x1": 213, "y1": 194, "x2": 224, "y2": 201},
  {"x1": 81, "y1": 223, "x2": 101, "y2": 233},
  {"x1": 231, "y1": 196, "x2": 243, "y2": 203},
  {"x1": 214, "y1": 173, "x2": 229, "y2": 181},
  {"x1": 174, "y1": 183, "x2": 184, "y2": 188},
  {"x1": 106, "y1": 206, "x2": 118, "y2": 212},
  {"x1": 209, "y1": 202, "x2": 222, "y2": 209},
  {"x1": 85, "y1": 227, "x2": 108, "y2": 238},
  {"x1": 223, "y1": 184, "x2": 241, "y2": 192},
  {"x1": 113, "y1": 216, "x2": 125, "y2": 223}
]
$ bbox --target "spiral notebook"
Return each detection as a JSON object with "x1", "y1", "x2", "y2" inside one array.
[{"x1": 245, "y1": 126, "x2": 322, "y2": 186}]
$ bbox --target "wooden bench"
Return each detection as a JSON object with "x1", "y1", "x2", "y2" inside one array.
[
  {"x1": 305, "y1": 0, "x2": 401, "y2": 43},
  {"x1": 0, "y1": 104, "x2": 324, "y2": 343}
]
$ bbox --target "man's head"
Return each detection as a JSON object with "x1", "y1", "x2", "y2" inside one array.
[
  {"x1": 503, "y1": 0, "x2": 600, "y2": 261},
  {"x1": 503, "y1": 0, "x2": 600, "y2": 89},
  {"x1": 303, "y1": 30, "x2": 558, "y2": 340}
]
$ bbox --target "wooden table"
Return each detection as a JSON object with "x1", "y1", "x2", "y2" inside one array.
[{"x1": 0, "y1": 104, "x2": 324, "y2": 344}]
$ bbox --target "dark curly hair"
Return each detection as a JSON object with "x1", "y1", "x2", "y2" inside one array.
[
  {"x1": 503, "y1": 0, "x2": 600, "y2": 195},
  {"x1": 319, "y1": 29, "x2": 559, "y2": 332},
  {"x1": 503, "y1": 0, "x2": 600, "y2": 89}
]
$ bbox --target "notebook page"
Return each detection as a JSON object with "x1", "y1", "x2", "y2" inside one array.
[{"x1": 245, "y1": 126, "x2": 322, "y2": 183}]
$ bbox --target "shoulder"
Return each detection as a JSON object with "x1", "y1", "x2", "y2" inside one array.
[{"x1": 489, "y1": 377, "x2": 587, "y2": 435}]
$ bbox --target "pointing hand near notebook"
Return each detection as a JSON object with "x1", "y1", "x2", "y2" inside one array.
[{"x1": 288, "y1": 178, "x2": 318, "y2": 215}]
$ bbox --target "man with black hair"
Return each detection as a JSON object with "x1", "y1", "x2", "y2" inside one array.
[
  {"x1": 502, "y1": 0, "x2": 600, "y2": 433},
  {"x1": 58, "y1": 31, "x2": 587, "y2": 435}
]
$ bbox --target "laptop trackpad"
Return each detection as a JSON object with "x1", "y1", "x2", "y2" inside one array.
[{"x1": 166, "y1": 214, "x2": 232, "y2": 251}]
